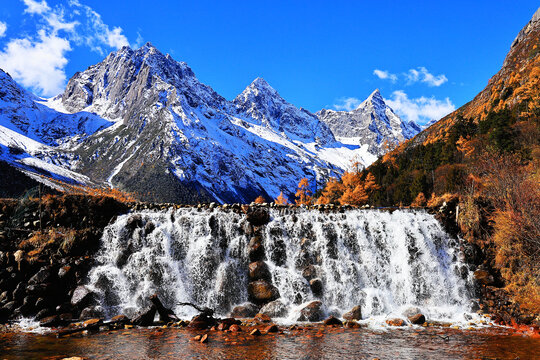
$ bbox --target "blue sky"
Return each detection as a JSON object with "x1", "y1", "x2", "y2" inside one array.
[{"x1": 0, "y1": 1, "x2": 538, "y2": 125}]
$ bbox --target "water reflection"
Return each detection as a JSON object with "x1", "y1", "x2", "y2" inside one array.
[{"x1": 0, "y1": 327, "x2": 538, "y2": 360}]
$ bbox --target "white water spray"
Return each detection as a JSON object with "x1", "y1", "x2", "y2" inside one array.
[{"x1": 86, "y1": 208, "x2": 475, "y2": 323}]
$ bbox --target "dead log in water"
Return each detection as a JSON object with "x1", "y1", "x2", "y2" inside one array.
[{"x1": 150, "y1": 294, "x2": 179, "y2": 323}]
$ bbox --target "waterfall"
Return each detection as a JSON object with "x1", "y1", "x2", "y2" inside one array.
[{"x1": 86, "y1": 208, "x2": 475, "y2": 323}]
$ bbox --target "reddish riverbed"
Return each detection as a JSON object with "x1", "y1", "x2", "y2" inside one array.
[{"x1": 1, "y1": 326, "x2": 539, "y2": 360}]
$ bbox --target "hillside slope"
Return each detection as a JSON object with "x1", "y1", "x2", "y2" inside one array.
[{"x1": 316, "y1": 7, "x2": 540, "y2": 318}]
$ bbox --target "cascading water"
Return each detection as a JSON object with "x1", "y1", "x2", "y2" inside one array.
[{"x1": 86, "y1": 208, "x2": 476, "y2": 324}]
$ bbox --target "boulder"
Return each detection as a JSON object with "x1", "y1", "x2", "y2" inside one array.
[
  {"x1": 248, "y1": 280, "x2": 280, "y2": 304},
  {"x1": 188, "y1": 313, "x2": 216, "y2": 329},
  {"x1": 343, "y1": 306, "x2": 362, "y2": 321},
  {"x1": 132, "y1": 305, "x2": 157, "y2": 326},
  {"x1": 402, "y1": 307, "x2": 422, "y2": 318},
  {"x1": 110, "y1": 314, "x2": 130, "y2": 326},
  {"x1": 323, "y1": 316, "x2": 343, "y2": 326},
  {"x1": 264, "y1": 324, "x2": 279, "y2": 333},
  {"x1": 248, "y1": 237, "x2": 265, "y2": 262},
  {"x1": 28, "y1": 267, "x2": 51, "y2": 285},
  {"x1": 26, "y1": 283, "x2": 50, "y2": 297},
  {"x1": 260, "y1": 299, "x2": 288, "y2": 318},
  {"x1": 297, "y1": 301, "x2": 324, "y2": 322},
  {"x1": 386, "y1": 318, "x2": 406, "y2": 326},
  {"x1": 12, "y1": 283, "x2": 26, "y2": 302},
  {"x1": 229, "y1": 324, "x2": 242, "y2": 332},
  {"x1": 302, "y1": 265, "x2": 318, "y2": 282},
  {"x1": 58, "y1": 266, "x2": 72, "y2": 279},
  {"x1": 246, "y1": 208, "x2": 270, "y2": 226},
  {"x1": 408, "y1": 313, "x2": 426, "y2": 325},
  {"x1": 250, "y1": 328, "x2": 261, "y2": 336},
  {"x1": 249, "y1": 261, "x2": 272, "y2": 281},
  {"x1": 126, "y1": 214, "x2": 143, "y2": 231},
  {"x1": 474, "y1": 269, "x2": 494, "y2": 285},
  {"x1": 230, "y1": 303, "x2": 259, "y2": 318},
  {"x1": 83, "y1": 318, "x2": 103, "y2": 328},
  {"x1": 35, "y1": 308, "x2": 53, "y2": 320},
  {"x1": 40, "y1": 315, "x2": 60, "y2": 327},
  {"x1": 309, "y1": 278, "x2": 323, "y2": 297},
  {"x1": 254, "y1": 313, "x2": 271, "y2": 323},
  {"x1": 0, "y1": 291, "x2": 8, "y2": 304},
  {"x1": 70, "y1": 285, "x2": 94, "y2": 308},
  {"x1": 59, "y1": 313, "x2": 74, "y2": 324},
  {"x1": 79, "y1": 306, "x2": 105, "y2": 320}
]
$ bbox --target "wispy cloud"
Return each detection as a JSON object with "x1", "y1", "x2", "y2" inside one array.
[
  {"x1": 333, "y1": 97, "x2": 363, "y2": 111},
  {"x1": 0, "y1": 22, "x2": 6, "y2": 38},
  {"x1": 22, "y1": 0, "x2": 50, "y2": 14},
  {"x1": 406, "y1": 67, "x2": 447, "y2": 87},
  {"x1": 373, "y1": 66, "x2": 448, "y2": 87},
  {"x1": 0, "y1": 30, "x2": 70, "y2": 95},
  {"x1": 0, "y1": 0, "x2": 133, "y2": 96},
  {"x1": 385, "y1": 90, "x2": 455, "y2": 124},
  {"x1": 373, "y1": 69, "x2": 397, "y2": 82},
  {"x1": 70, "y1": 0, "x2": 129, "y2": 54}
]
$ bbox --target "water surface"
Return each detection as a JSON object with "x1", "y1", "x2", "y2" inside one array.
[{"x1": 1, "y1": 326, "x2": 538, "y2": 360}]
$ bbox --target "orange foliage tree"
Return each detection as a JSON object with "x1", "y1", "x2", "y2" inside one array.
[
  {"x1": 254, "y1": 195, "x2": 266, "y2": 204},
  {"x1": 295, "y1": 178, "x2": 312, "y2": 206},
  {"x1": 316, "y1": 177, "x2": 343, "y2": 204},
  {"x1": 411, "y1": 192, "x2": 427, "y2": 207},
  {"x1": 339, "y1": 185, "x2": 368, "y2": 206},
  {"x1": 274, "y1": 191, "x2": 289, "y2": 205}
]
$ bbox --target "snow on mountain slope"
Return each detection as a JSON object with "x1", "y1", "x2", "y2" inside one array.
[
  {"x1": 0, "y1": 43, "x2": 415, "y2": 203},
  {"x1": 52, "y1": 44, "x2": 348, "y2": 203},
  {"x1": 317, "y1": 89, "x2": 421, "y2": 155},
  {"x1": 0, "y1": 69, "x2": 102, "y2": 188},
  {"x1": 0, "y1": 124, "x2": 93, "y2": 188},
  {"x1": 233, "y1": 77, "x2": 335, "y2": 145},
  {"x1": 0, "y1": 70, "x2": 112, "y2": 147}
]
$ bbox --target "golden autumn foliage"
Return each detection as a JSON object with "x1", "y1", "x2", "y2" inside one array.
[
  {"x1": 254, "y1": 195, "x2": 266, "y2": 204},
  {"x1": 295, "y1": 178, "x2": 313, "y2": 206},
  {"x1": 274, "y1": 191, "x2": 289, "y2": 205},
  {"x1": 339, "y1": 185, "x2": 368, "y2": 206},
  {"x1": 411, "y1": 192, "x2": 427, "y2": 207},
  {"x1": 316, "y1": 171, "x2": 381, "y2": 207},
  {"x1": 316, "y1": 177, "x2": 343, "y2": 205}
]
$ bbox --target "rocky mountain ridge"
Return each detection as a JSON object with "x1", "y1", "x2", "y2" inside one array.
[{"x1": 0, "y1": 43, "x2": 419, "y2": 203}]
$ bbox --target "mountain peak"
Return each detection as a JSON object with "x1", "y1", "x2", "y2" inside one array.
[
  {"x1": 247, "y1": 77, "x2": 279, "y2": 95},
  {"x1": 365, "y1": 88, "x2": 383, "y2": 103}
]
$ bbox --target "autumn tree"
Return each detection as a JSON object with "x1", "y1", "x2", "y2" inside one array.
[
  {"x1": 339, "y1": 185, "x2": 368, "y2": 206},
  {"x1": 316, "y1": 177, "x2": 343, "y2": 204},
  {"x1": 274, "y1": 191, "x2": 289, "y2": 205},
  {"x1": 411, "y1": 192, "x2": 427, "y2": 207},
  {"x1": 363, "y1": 172, "x2": 381, "y2": 194},
  {"x1": 254, "y1": 195, "x2": 266, "y2": 204},
  {"x1": 295, "y1": 178, "x2": 312, "y2": 206}
]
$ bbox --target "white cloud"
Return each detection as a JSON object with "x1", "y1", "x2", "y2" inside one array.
[
  {"x1": 45, "y1": 11, "x2": 78, "y2": 34},
  {"x1": 0, "y1": 0, "x2": 132, "y2": 96},
  {"x1": 22, "y1": 0, "x2": 51, "y2": 14},
  {"x1": 0, "y1": 22, "x2": 6, "y2": 37},
  {"x1": 385, "y1": 90, "x2": 455, "y2": 124},
  {"x1": 373, "y1": 69, "x2": 397, "y2": 82},
  {"x1": 70, "y1": 2, "x2": 129, "y2": 53},
  {"x1": 0, "y1": 29, "x2": 70, "y2": 96},
  {"x1": 406, "y1": 67, "x2": 447, "y2": 87},
  {"x1": 333, "y1": 97, "x2": 363, "y2": 111}
]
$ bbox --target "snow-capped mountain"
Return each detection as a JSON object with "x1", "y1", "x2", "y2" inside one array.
[
  {"x1": 47, "y1": 43, "x2": 350, "y2": 203},
  {"x1": 317, "y1": 89, "x2": 421, "y2": 155},
  {"x1": 0, "y1": 69, "x2": 104, "y2": 189},
  {"x1": 0, "y1": 69, "x2": 111, "y2": 146},
  {"x1": 233, "y1": 77, "x2": 335, "y2": 145},
  {"x1": 0, "y1": 43, "x2": 419, "y2": 203}
]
